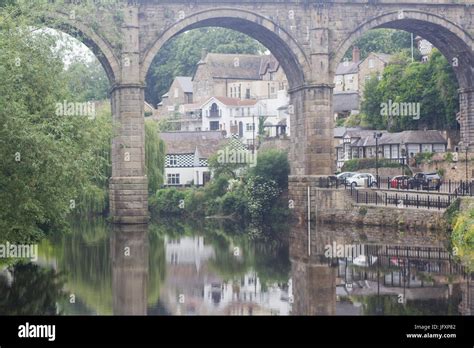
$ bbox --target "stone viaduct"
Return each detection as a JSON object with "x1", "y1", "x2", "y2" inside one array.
[{"x1": 40, "y1": 0, "x2": 474, "y2": 223}]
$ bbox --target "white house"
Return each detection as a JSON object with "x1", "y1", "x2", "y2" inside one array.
[{"x1": 160, "y1": 131, "x2": 227, "y2": 187}]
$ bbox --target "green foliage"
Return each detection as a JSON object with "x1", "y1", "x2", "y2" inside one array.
[
  {"x1": 63, "y1": 57, "x2": 109, "y2": 102},
  {"x1": 0, "y1": 263, "x2": 66, "y2": 315},
  {"x1": 345, "y1": 29, "x2": 413, "y2": 61},
  {"x1": 342, "y1": 158, "x2": 402, "y2": 172},
  {"x1": 451, "y1": 208, "x2": 474, "y2": 271},
  {"x1": 414, "y1": 152, "x2": 434, "y2": 165},
  {"x1": 250, "y1": 149, "x2": 290, "y2": 190},
  {"x1": 149, "y1": 188, "x2": 186, "y2": 216},
  {"x1": 359, "y1": 50, "x2": 459, "y2": 131},
  {"x1": 145, "y1": 28, "x2": 265, "y2": 106},
  {"x1": 245, "y1": 176, "x2": 281, "y2": 223},
  {"x1": 145, "y1": 120, "x2": 165, "y2": 194}
]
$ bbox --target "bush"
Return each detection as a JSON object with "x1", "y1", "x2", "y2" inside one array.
[
  {"x1": 149, "y1": 188, "x2": 185, "y2": 216},
  {"x1": 342, "y1": 158, "x2": 402, "y2": 172},
  {"x1": 250, "y1": 149, "x2": 290, "y2": 190},
  {"x1": 245, "y1": 176, "x2": 281, "y2": 222},
  {"x1": 451, "y1": 209, "x2": 474, "y2": 271}
]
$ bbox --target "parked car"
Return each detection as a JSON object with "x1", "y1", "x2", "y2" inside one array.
[
  {"x1": 390, "y1": 175, "x2": 411, "y2": 189},
  {"x1": 336, "y1": 172, "x2": 357, "y2": 185},
  {"x1": 353, "y1": 255, "x2": 378, "y2": 267},
  {"x1": 408, "y1": 172, "x2": 442, "y2": 190},
  {"x1": 346, "y1": 173, "x2": 378, "y2": 188}
]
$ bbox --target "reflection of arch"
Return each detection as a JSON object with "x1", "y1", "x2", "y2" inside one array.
[
  {"x1": 141, "y1": 8, "x2": 309, "y2": 89},
  {"x1": 331, "y1": 11, "x2": 473, "y2": 88},
  {"x1": 44, "y1": 12, "x2": 120, "y2": 84}
]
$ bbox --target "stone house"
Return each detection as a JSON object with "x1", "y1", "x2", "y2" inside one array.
[
  {"x1": 160, "y1": 131, "x2": 227, "y2": 187},
  {"x1": 193, "y1": 52, "x2": 288, "y2": 103},
  {"x1": 358, "y1": 52, "x2": 393, "y2": 93},
  {"x1": 158, "y1": 76, "x2": 193, "y2": 115}
]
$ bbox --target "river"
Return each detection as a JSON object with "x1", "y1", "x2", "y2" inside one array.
[{"x1": 0, "y1": 219, "x2": 471, "y2": 315}]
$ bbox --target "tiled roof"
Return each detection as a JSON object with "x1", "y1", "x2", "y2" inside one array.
[
  {"x1": 334, "y1": 92, "x2": 360, "y2": 112},
  {"x1": 336, "y1": 61, "x2": 359, "y2": 75},
  {"x1": 199, "y1": 53, "x2": 265, "y2": 80},
  {"x1": 176, "y1": 76, "x2": 193, "y2": 94},
  {"x1": 160, "y1": 131, "x2": 228, "y2": 158}
]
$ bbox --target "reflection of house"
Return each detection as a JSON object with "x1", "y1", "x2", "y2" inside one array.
[
  {"x1": 160, "y1": 131, "x2": 227, "y2": 187},
  {"x1": 335, "y1": 129, "x2": 448, "y2": 168},
  {"x1": 160, "y1": 236, "x2": 291, "y2": 316}
]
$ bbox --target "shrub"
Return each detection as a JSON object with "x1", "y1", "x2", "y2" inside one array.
[
  {"x1": 451, "y1": 209, "x2": 474, "y2": 271},
  {"x1": 250, "y1": 149, "x2": 290, "y2": 190},
  {"x1": 149, "y1": 188, "x2": 185, "y2": 216},
  {"x1": 342, "y1": 158, "x2": 402, "y2": 172},
  {"x1": 245, "y1": 176, "x2": 281, "y2": 222}
]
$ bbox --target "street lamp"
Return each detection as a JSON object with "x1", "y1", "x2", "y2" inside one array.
[
  {"x1": 466, "y1": 142, "x2": 470, "y2": 183},
  {"x1": 374, "y1": 132, "x2": 383, "y2": 183}
]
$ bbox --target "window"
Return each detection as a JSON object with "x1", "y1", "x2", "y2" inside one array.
[
  {"x1": 245, "y1": 89, "x2": 251, "y2": 99},
  {"x1": 169, "y1": 155, "x2": 177, "y2": 166},
  {"x1": 174, "y1": 88, "x2": 179, "y2": 98},
  {"x1": 369, "y1": 59, "x2": 375, "y2": 69},
  {"x1": 210, "y1": 121, "x2": 219, "y2": 131},
  {"x1": 167, "y1": 173, "x2": 180, "y2": 185},
  {"x1": 210, "y1": 103, "x2": 219, "y2": 117},
  {"x1": 246, "y1": 123, "x2": 254, "y2": 131}
]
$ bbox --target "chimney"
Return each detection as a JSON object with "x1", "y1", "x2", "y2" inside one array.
[
  {"x1": 352, "y1": 46, "x2": 360, "y2": 63},
  {"x1": 201, "y1": 48, "x2": 208, "y2": 61}
]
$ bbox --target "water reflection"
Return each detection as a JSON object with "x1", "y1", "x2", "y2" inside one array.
[
  {"x1": 0, "y1": 219, "x2": 471, "y2": 316},
  {"x1": 290, "y1": 223, "x2": 472, "y2": 315},
  {"x1": 111, "y1": 224, "x2": 149, "y2": 315}
]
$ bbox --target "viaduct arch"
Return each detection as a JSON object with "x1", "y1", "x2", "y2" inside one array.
[{"x1": 38, "y1": 0, "x2": 473, "y2": 223}]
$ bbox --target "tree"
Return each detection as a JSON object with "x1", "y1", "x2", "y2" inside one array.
[
  {"x1": 344, "y1": 29, "x2": 414, "y2": 61},
  {"x1": 145, "y1": 120, "x2": 165, "y2": 194},
  {"x1": 145, "y1": 28, "x2": 265, "y2": 107},
  {"x1": 359, "y1": 50, "x2": 459, "y2": 131}
]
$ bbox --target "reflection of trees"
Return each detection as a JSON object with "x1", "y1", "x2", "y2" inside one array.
[{"x1": 0, "y1": 263, "x2": 66, "y2": 315}]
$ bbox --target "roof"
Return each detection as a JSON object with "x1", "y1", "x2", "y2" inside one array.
[
  {"x1": 259, "y1": 55, "x2": 280, "y2": 76},
  {"x1": 203, "y1": 96, "x2": 258, "y2": 107},
  {"x1": 336, "y1": 61, "x2": 359, "y2": 75},
  {"x1": 175, "y1": 76, "x2": 193, "y2": 94},
  {"x1": 343, "y1": 130, "x2": 447, "y2": 147},
  {"x1": 370, "y1": 53, "x2": 393, "y2": 64},
  {"x1": 334, "y1": 92, "x2": 359, "y2": 112},
  {"x1": 334, "y1": 127, "x2": 361, "y2": 138},
  {"x1": 159, "y1": 131, "x2": 228, "y2": 158},
  {"x1": 197, "y1": 53, "x2": 265, "y2": 80}
]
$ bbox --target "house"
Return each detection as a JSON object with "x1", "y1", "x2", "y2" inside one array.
[
  {"x1": 416, "y1": 36, "x2": 434, "y2": 62},
  {"x1": 358, "y1": 52, "x2": 393, "y2": 93},
  {"x1": 334, "y1": 92, "x2": 359, "y2": 121},
  {"x1": 199, "y1": 92, "x2": 290, "y2": 147},
  {"x1": 158, "y1": 76, "x2": 193, "y2": 116},
  {"x1": 193, "y1": 52, "x2": 288, "y2": 103},
  {"x1": 160, "y1": 131, "x2": 227, "y2": 186},
  {"x1": 333, "y1": 49, "x2": 393, "y2": 121},
  {"x1": 336, "y1": 129, "x2": 448, "y2": 169}
]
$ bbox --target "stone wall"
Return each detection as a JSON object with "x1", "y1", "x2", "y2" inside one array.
[{"x1": 289, "y1": 175, "x2": 448, "y2": 230}]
